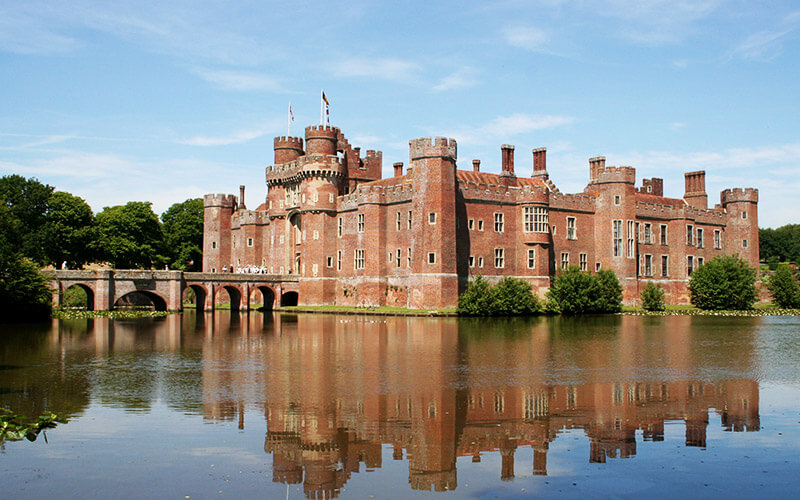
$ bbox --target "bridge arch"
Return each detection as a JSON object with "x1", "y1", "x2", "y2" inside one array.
[
  {"x1": 114, "y1": 290, "x2": 168, "y2": 311},
  {"x1": 280, "y1": 291, "x2": 299, "y2": 307},
  {"x1": 62, "y1": 283, "x2": 95, "y2": 311},
  {"x1": 219, "y1": 285, "x2": 242, "y2": 311},
  {"x1": 249, "y1": 285, "x2": 276, "y2": 311},
  {"x1": 183, "y1": 284, "x2": 208, "y2": 312}
]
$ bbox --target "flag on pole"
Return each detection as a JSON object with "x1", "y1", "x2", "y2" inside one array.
[
  {"x1": 287, "y1": 101, "x2": 294, "y2": 136},
  {"x1": 322, "y1": 91, "x2": 330, "y2": 125}
]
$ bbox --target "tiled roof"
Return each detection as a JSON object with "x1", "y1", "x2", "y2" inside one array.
[
  {"x1": 636, "y1": 193, "x2": 686, "y2": 206},
  {"x1": 457, "y1": 170, "x2": 549, "y2": 189}
]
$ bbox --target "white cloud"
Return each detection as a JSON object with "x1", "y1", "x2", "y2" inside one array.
[
  {"x1": 443, "y1": 113, "x2": 574, "y2": 145},
  {"x1": 177, "y1": 127, "x2": 273, "y2": 147},
  {"x1": 432, "y1": 67, "x2": 479, "y2": 92},
  {"x1": 331, "y1": 57, "x2": 421, "y2": 83},
  {"x1": 193, "y1": 69, "x2": 286, "y2": 92},
  {"x1": 504, "y1": 26, "x2": 550, "y2": 51}
]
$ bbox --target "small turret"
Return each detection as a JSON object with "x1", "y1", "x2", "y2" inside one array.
[
  {"x1": 305, "y1": 125, "x2": 340, "y2": 156},
  {"x1": 273, "y1": 136, "x2": 304, "y2": 164}
]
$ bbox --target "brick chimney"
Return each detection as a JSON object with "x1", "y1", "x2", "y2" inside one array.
[
  {"x1": 532, "y1": 147, "x2": 548, "y2": 180},
  {"x1": 501, "y1": 144, "x2": 515, "y2": 177},
  {"x1": 684, "y1": 171, "x2": 708, "y2": 209},
  {"x1": 472, "y1": 159, "x2": 480, "y2": 172},
  {"x1": 589, "y1": 156, "x2": 606, "y2": 183},
  {"x1": 239, "y1": 185, "x2": 246, "y2": 210},
  {"x1": 393, "y1": 162, "x2": 403, "y2": 177}
]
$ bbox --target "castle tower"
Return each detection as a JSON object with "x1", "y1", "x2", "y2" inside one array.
[
  {"x1": 407, "y1": 137, "x2": 459, "y2": 309},
  {"x1": 684, "y1": 171, "x2": 708, "y2": 209},
  {"x1": 721, "y1": 188, "x2": 759, "y2": 270},
  {"x1": 203, "y1": 194, "x2": 236, "y2": 272}
]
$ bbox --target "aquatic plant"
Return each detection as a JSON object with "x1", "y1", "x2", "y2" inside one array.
[{"x1": 0, "y1": 408, "x2": 67, "y2": 443}]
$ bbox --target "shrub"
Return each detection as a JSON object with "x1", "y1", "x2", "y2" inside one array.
[
  {"x1": 766, "y1": 264, "x2": 800, "y2": 308},
  {"x1": 0, "y1": 253, "x2": 52, "y2": 321},
  {"x1": 640, "y1": 281, "x2": 666, "y2": 311},
  {"x1": 688, "y1": 254, "x2": 757, "y2": 310},
  {"x1": 457, "y1": 276, "x2": 539, "y2": 316},
  {"x1": 546, "y1": 266, "x2": 623, "y2": 314}
]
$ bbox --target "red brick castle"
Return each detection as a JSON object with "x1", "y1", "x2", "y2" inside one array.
[{"x1": 203, "y1": 124, "x2": 759, "y2": 307}]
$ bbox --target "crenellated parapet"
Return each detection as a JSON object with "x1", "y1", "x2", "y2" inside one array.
[
  {"x1": 721, "y1": 188, "x2": 758, "y2": 205},
  {"x1": 273, "y1": 136, "x2": 304, "y2": 164},
  {"x1": 636, "y1": 201, "x2": 685, "y2": 220},
  {"x1": 235, "y1": 209, "x2": 269, "y2": 226},
  {"x1": 459, "y1": 180, "x2": 549, "y2": 204},
  {"x1": 550, "y1": 193, "x2": 597, "y2": 212},
  {"x1": 305, "y1": 125, "x2": 340, "y2": 156},
  {"x1": 409, "y1": 137, "x2": 457, "y2": 161},
  {"x1": 266, "y1": 155, "x2": 346, "y2": 186},
  {"x1": 594, "y1": 166, "x2": 636, "y2": 185},
  {"x1": 204, "y1": 193, "x2": 237, "y2": 208}
]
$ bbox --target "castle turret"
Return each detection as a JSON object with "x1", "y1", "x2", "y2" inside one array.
[
  {"x1": 408, "y1": 136, "x2": 458, "y2": 309},
  {"x1": 274, "y1": 136, "x2": 304, "y2": 165},
  {"x1": 305, "y1": 125, "x2": 340, "y2": 156},
  {"x1": 203, "y1": 193, "x2": 236, "y2": 272},
  {"x1": 721, "y1": 188, "x2": 759, "y2": 270}
]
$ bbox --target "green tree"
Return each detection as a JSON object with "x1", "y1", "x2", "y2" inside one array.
[
  {"x1": 0, "y1": 175, "x2": 53, "y2": 264},
  {"x1": 640, "y1": 281, "x2": 666, "y2": 311},
  {"x1": 457, "y1": 275, "x2": 494, "y2": 316},
  {"x1": 491, "y1": 277, "x2": 540, "y2": 315},
  {"x1": 0, "y1": 252, "x2": 52, "y2": 321},
  {"x1": 161, "y1": 198, "x2": 203, "y2": 271},
  {"x1": 689, "y1": 254, "x2": 758, "y2": 310},
  {"x1": 765, "y1": 265, "x2": 800, "y2": 308},
  {"x1": 43, "y1": 191, "x2": 96, "y2": 269},
  {"x1": 547, "y1": 267, "x2": 623, "y2": 314},
  {"x1": 92, "y1": 202, "x2": 166, "y2": 269},
  {"x1": 760, "y1": 224, "x2": 800, "y2": 263}
]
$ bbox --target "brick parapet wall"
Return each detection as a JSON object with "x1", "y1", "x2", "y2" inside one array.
[
  {"x1": 721, "y1": 188, "x2": 758, "y2": 204},
  {"x1": 549, "y1": 193, "x2": 596, "y2": 212}
]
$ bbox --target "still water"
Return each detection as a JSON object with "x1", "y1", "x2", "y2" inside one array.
[{"x1": 2, "y1": 312, "x2": 799, "y2": 499}]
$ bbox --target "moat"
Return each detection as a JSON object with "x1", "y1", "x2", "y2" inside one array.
[{"x1": 2, "y1": 312, "x2": 799, "y2": 499}]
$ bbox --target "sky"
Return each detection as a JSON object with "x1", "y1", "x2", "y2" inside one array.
[{"x1": 1, "y1": 0, "x2": 799, "y2": 227}]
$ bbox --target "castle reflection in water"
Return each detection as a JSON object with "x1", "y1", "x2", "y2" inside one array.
[{"x1": 46, "y1": 312, "x2": 760, "y2": 498}]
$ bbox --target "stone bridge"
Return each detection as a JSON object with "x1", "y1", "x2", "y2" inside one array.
[{"x1": 49, "y1": 270, "x2": 299, "y2": 312}]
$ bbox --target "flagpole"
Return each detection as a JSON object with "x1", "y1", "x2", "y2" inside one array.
[
  {"x1": 320, "y1": 90, "x2": 324, "y2": 125},
  {"x1": 287, "y1": 101, "x2": 291, "y2": 136}
]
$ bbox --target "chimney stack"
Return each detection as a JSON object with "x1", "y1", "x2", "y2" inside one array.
[
  {"x1": 472, "y1": 159, "x2": 481, "y2": 172},
  {"x1": 501, "y1": 144, "x2": 515, "y2": 176},
  {"x1": 239, "y1": 185, "x2": 246, "y2": 210},
  {"x1": 684, "y1": 171, "x2": 708, "y2": 209},
  {"x1": 532, "y1": 147, "x2": 548, "y2": 180},
  {"x1": 589, "y1": 156, "x2": 606, "y2": 183},
  {"x1": 393, "y1": 162, "x2": 403, "y2": 177}
]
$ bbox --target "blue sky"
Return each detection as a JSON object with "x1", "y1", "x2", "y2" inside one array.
[{"x1": 1, "y1": 0, "x2": 798, "y2": 227}]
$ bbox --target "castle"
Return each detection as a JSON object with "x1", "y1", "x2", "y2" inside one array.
[{"x1": 203, "y1": 124, "x2": 759, "y2": 308}]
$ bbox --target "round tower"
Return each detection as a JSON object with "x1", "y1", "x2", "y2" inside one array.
[
  {"x1": 721, "y1": 188, "x2": 759, "y2": 270},
  {"x1": 273, "y1": 136, "x2": 304, "y2": 165},
  {"x1": 305, "y1": 125, "x2": 340, "y2": 156}
]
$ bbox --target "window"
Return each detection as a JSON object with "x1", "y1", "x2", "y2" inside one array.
[
  {"x1": 614, "y1": 195, "x2": 621, "y2": 205},
  {"x1": 644, "y1": 223, "x2": 652, "y2": 244},
  {"x1": 743, "y1": 239, "x2": 748, "y2": 248},
  {"x1": 478, "y1": 256, "x2": 484, "y2": 268},
  {"x1": 636, "y1": 222, "x2": 641, "y2": 243},
  {"x1": 687, "y1": 255, "x2": 694, "y2": 276},
  {"x1": 596, "y1": 262, "x2": 601, "y2": 272},
  {"x1": 742, "y1": 211, "x2": 748, "y2": 219},
  {"x1": 246, "y1": 237, "x2": 253, "y2": 247},
  {"x1": 613, "y1": 220, "x2": 623, "y2": 257},
  {"x1": 429, "y1": 212, "x2": 437, "y2": 224},
  {"x1": 561, "y1": 252, "x2": 569, "y2": 269},
  {"x1": 338, "y1": 217, "x2": 342, "y2": 237},
  {"x1": 478, "y1": 220, "x2": 484, "y2": 231},
  {"x1": 354, "y1": 249, "x2": 365, "y2": 270},
  {"x1": 698, "y1": 257, "x2": 704, "y2": 267},
  {"x1": 494, "y1": 248, "x2": 505, "y2": 268},
  {"x1": 661, "y1": 255, "x2": 669, "y2": 277},
  {"x1": 407, "y1": 248, "x2": 411, "y2": 267},
  {"x1": 527, "y1": 249, "x2": 536, "y2": 269},
  {"x1": 579, "y1": 253, "x2": 587, "y2": 271},
  {"x1": 660, "y1": 224, "x2": 668, "y2": 245},
  {"x1": 468, "y1": 219, "x2": 474, "y2": 230},
  {"x1": 697, "y1": 228, "x2": 704, "y2": 248},
  {"x1": 552, "y1": 225, "x2": 556, "y2": 236},
  {"x1": 326, "y1": 256, "x2": 333, "y2": 268},
  {"x1": 212, "y1": 241, "x2": 216, "y2": 249},
  {"x1": 567, "y1": 217, "x2": 577, "y2": 240},
  {"x1": 714, "y1": 229, "x2": 721, "y2": 249},
  {"x1": 396, "y1": 212, "x2": 401, "y2": 231},
  {"x1": 644, "y1": 254, "x2": 652, "y2": 277},
  {"x1": 388, "y1": 251, "x2": 394, "y2": 263},
  {"x1": 524, "y1": 206, "x2": 549, "y2": 232},
  {"x1": 357, "y1": 213, "x2": 365, "y2": 233},
  {"x1": 396, "y1": 249, "x2": 401, "y2": 267},
  {"x1": 428, "y1": 252, "x2": 436, "y2": 264},
  {"x1": 337, "y1": 251, "x2": 342, "y2": 271},
  {"x1": 407, "y1": 211, "x2": 412, "y2": 229},
  {"x1": 469, "y1": 256, "x2": 475, "y2": 268},
  {"x1": 494, "y1": 213, "x2": 504, "y2": 232},
  {"x1": 627, "y1": 221, "x2": 635, "y2": 258},
  {"x1": 687, "y1": 224, "x2": 694, "y2": 246}
]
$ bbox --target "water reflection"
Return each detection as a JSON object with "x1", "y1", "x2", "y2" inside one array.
[{"x1": 0, "y1": 312, "x2": 764, "y2": 497}]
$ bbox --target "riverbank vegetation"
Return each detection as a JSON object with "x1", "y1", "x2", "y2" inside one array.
[
  {"x1": 688, "y1": 255, "x2": 757, "y2": 310},
  {"x1": 0, "y1": 408, "x2": 66, "y2": 443}
]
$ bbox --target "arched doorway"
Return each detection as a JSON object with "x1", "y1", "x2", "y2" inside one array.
[
  {"x1": 114, "y1": 291, "x2": 167, "y2": 311},
  {"x1": 280, "y1": 291, "x2": 298, "y2": 307},
  {"x1": 250, "y1": 286, "x2": 276, "y2": 311},
  {"x1": 63, "y1": 283, "x2": 94, "y2": 310},
  {"x1": 183, "y1": 285, "x2": 207, "y2": 312}
]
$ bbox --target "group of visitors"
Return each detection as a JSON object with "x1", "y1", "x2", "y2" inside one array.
[{"x1": 222, "y1": 265, "x2": 269, "y2": 274}]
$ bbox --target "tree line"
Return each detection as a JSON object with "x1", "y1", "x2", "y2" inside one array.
[
  {"x1": 0, "y1": 174, "x2": 203, "y2": 320},
  {"x1": 760, "y1": 225, "x2": 800, "y2": 264}
]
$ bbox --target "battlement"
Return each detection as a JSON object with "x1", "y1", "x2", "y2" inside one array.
[
  {"x1": 305, "y1": 124, "x2": 340, "y2": 136},
  {"x1": 204, "y1": 193, "x2": 236, "y2": 208},
  {"x1": 595, "y1": 165, "x2": 636, "y2": 185},
  {"x1": 273, "y1": 136, "x2": 304, "y2": 149},
  {"x1": 306, "y1": 125, "x2": 340, "y2": 155},
  {"x1": 721, "y1": 188, "x2": 758, "y2": 204},
  {"x1": 409, "y1": 137, "x2": 457, "y2": 161},
  {"x1": 550, "y1": 192, "x2": 597, "y2": 212}
]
